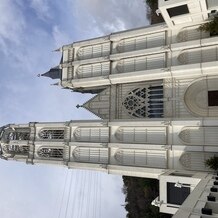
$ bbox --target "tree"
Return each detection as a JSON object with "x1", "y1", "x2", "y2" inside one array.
[
  {"x1": 199, "y1": 16, "x2": 218, "y2": 36},
  {"x1": 205, "y1": 156, "x2": 218, "y2": 170},
  {"x1": 144, "y1": 0, "x2": 158, "y2": 8},
  {"x1": 144, "y1": 0, "x2": 164, "y2": 25}
]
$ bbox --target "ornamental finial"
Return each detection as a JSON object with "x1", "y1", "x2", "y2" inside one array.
[{"x1": 76, "y1": 104, "x2": 82, "y2": 109}]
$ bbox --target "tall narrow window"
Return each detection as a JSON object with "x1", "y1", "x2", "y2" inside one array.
[
  {"x1": 73, "y1": 147, "x2": 108, "y2": 164},
  {"x1": 37, "y1": 148, "x2": 63, "y2": 158},
  {"x1": 39, "y1": 129, "x2": 64, "y2": 140},
  {"x1": 3, "y1": 145, "x2": 29, "y2": 155},
  {"x1": 4, "y1": 128, "x2": 30, "y2": 141},
  {"x1": 74, "y1": 127, "x2": 109, "y2": 143},
  {"x1": 122, "y1": 85, "x2": 164, "y2": 118},
  {"x1": 114, "y1": 149, "x2": 166, "y2": 168}
]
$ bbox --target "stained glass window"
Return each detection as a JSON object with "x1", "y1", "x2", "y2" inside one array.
[{"x1": 122, "y1": 86, "x2": 164, "y2": 118}]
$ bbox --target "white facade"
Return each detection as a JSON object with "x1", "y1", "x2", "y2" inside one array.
[
  {"x1": 2, "y1": 0, "x2": 218, "y2": 217},
  {"x1": 158, "y1": 171, "x2": 218, "y2": 216},
  {"x1": 1, "y1": 118, "x2": 218, "y2": 174}
]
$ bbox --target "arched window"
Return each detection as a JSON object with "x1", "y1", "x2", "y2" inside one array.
[
  {"x1": 76, "y1": 62, "x2": 110, "y2": 79},
  {"x1": 115, "y1": 126, "x2": 166, "y2": 144},
  {"x1": 179, "y1": 152, "x2": 215, "y2": 171},
  {"x1": 115, "y1": 54, "x2": 165, "y2": 74},
  {"x1": 122, "y1": 85, "x2": 164, "y2": 118},
  {"x1": 178, "y1": 46, "x2": 218, "y2": 65},
  {"x1": 39, "y1": 129, "x2": 64, "y2": 140},
  {"x1": 179, "y1": 127, "x2": 218, "y2": 145},
  {"x1": 3, "y1": 128, "x2": 30, "y2": 141},
  {"x1": 73, "y1": 127, "x2": 109, "y2": 143},
  {"x1": 77, "y1": 43, "x2": 110, "y2": 60},
  {"x1": 73, "y1": 147, "x2": 108, "y2": 164},
  {"x1": 116, "y1": 32, "x2": 165, "y2": 53},
  {"x1": 3, "y1": 145, "x2": 29, "y2": 156},
  {"x1": 177, "y1": 26, "x2": 209, "y2": 42},
  {"x1": 114, "y1": 149, "x2": 166, "y2": 168},
  {"x1": 184, "y1": 77, "x2": 218, "y2": 117},
  {"x1": 37, "y1": 148, "x2": 63, "y2": 158}
]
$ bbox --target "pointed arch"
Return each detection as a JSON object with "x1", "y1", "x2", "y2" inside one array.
[
  {"x1": 2, "y1": 128, "x2": 30, "y2": 142},
  {"x1": 115, "y1": 126, "x2": 166, "y2": 144},
  {"x1": 122, "y1": 85, "x2": 164, "y2": 118},
  {"x1": 179, "y1": 152, "x2": 191, "y2": 169},
  {"x1": 179, "y1": 152, "x2": 216, "y2": 171},
  {"x1": 114, "y1": 149, "x2": 166, "y2": 168},
  {"x1": 184, "y1": 77, "x2": 218, "y2": 117},
  {"x1": 177, "y1": 26, "x2": 209, "y2": 42},
  {"x1": 115, "y1": 54, "x2": 165, "y2": 74},
  {"x1": 73, "y1": 147, "x2": 108, "y2": 164},
  {"x1": 73, "y1": 127, "x2": 109, "y2": 143},
  {"x1": 2, "y1": 144, "x2": 29, "y2": 156},
  {"x1": 39, "y1": 129, "x2": 65, "y2": 140},
  {"x1": 76, "y1": 62, "x2": 110, "y2": 79},
  {"x1": 178, "y1": 45, "x2": 218, "y2": 65},
  {"x1": 179, "y1": 126, "x2": 218, "y2": 145},
  {"x1": 77, "y1": 43, "x2": 110, "y2": 60},
  {"x1": 116, "y1": 32, "x2": 165, "y2": 53},
  {"x1": 37, "y1": 147, "x2": 63, "y2": 158}
]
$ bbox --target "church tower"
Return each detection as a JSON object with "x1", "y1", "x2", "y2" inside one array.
[
  {"x1": 1, "y1": 0, "x2": 218, "y2": 177},
  {"x1": 0, "y1": 0, "x2": 217, "y2": 176},
  {"x1": 2, "y1": 0, "x2": 218, "y2": 215},
  {"x1": 43, "y1": 0, "x2": 218, "y2": 121},
  {"x1": 1, "y1": 118, "x2": 218, "y2": 179}
]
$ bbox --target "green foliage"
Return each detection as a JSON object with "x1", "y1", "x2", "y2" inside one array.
[
  {"x1": 199, "y1": 17, "x2": 218, "y2": 36},
  {"x1": 144, "y1": 0, "x2": 164, "y2": 25},
  {"x1": 144, "y1": 0, "x2": 158, "y2": 8},
  {"x1": 122, "y1": 176, "x2": 171, "y2": 218},
  {"x1": 205, "y1": 156, "x2": 218, "y2": 170}
]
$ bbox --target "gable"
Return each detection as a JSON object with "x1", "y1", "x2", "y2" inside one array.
[{"x1": 82, "y1": 87, "x2": 110, "y2": 119}]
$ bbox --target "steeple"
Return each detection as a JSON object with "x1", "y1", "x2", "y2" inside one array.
[
  {"x1": 4, "y1": 0, "x2": 218, "y2": 216},
  {"x1": 41, "y1": 66, "x2": 62, "y2": 80},
  {"x1": 1, "y1": 118, "x2": 218, "y2": 174}
]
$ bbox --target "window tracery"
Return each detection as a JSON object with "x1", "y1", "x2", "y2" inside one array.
[
  {"x1": 37, "y1": 148, "x2": 63, "y2": 158},
  {"x1": 122, "y1": 85, "x2": 164, "y2": 118},
  {"x1": 73, "y1": 147, "x2": 108, "y2": 164},
  {"x1": 3, "y1": 145, "x2": 29, "y2": 155},
  {"x1": 39, "y1": 129, "x2": 64, "y2": 140},
  {"x1": 4, "y1": 128, "x2": 30, "y2": 141},
  {"x1": 73, "y1": 127, "x2": 109, "y2": 142},
  {"x1": 114, "y1": 149, "x2": 166, "y2": 168}
]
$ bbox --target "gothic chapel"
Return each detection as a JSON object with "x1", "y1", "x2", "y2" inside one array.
[{"x1": 1, "y1": 0, "x2": 218, "y2": 216}]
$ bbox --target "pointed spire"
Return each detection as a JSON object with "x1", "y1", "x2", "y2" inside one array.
[
  {"x1": 76, "y1": 104, "x2": 82, "y2": 108},
  {"x1": 50, "y1": 82, "x2": 60, "y2": 86},
  {"x1": 53, "y1": 47, "x2": 61, "y2": 52},
  {"x1": 41, "y1": 67, "x2": 62, "y2": 80}
]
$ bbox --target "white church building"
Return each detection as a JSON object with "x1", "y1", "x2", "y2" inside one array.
[{"x1": 1, "y1": 0, "x2": 218, "y2": 217}]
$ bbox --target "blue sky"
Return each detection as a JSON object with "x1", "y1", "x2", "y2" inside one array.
[{"x1": 0, "y1": 0, "x2": 148, "y2": 217}]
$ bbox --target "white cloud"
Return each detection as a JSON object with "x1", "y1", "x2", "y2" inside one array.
[
  {"x1": 30, "y1": 0, "x2": 52, "y2": 21},
  {"x1": 71, "y1": 0, "x2": 148, "y2": 38},
  {"x1": 52, "y1": 25, "x2": 72, "y2": 48},
  {"x1": 0, "y1": 1, "x2": 148, "y2": 218},
  {"x1": 0, "y1": 0, "x2": 25, "y2": 53}
]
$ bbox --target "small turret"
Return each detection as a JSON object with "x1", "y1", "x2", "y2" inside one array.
[
  {"x1": 0, "y1": 124, "x2": 30, "y2": 160},
  {"x1": 41, "y1": 66, "x2": 62, "y2": 80}
]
